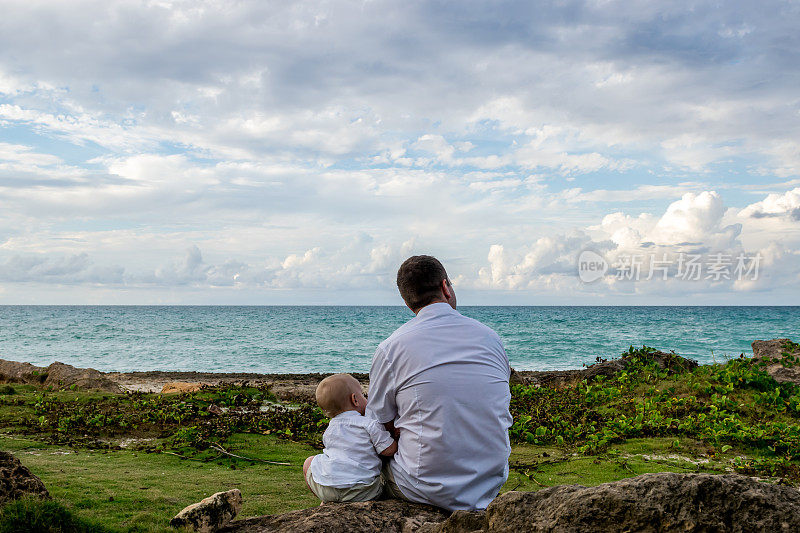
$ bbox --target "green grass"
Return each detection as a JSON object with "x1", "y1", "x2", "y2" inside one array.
[
  {"x1": 3, "y1": 434, "x2": 736, "y2": 532},
  {"x1": 0, "y1": 434, "x2": 318, "y2": 532},
  {"x1": 0, "y1": 496, "x2": 111, "y2": 533}
]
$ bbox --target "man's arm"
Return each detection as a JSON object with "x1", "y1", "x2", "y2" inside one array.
[
  {"x1": 365, "y1": 346, "x2": 398, "y2": 424},
  {"x1": 383, "y1": 420, "x2": 400, "y2": 440}
]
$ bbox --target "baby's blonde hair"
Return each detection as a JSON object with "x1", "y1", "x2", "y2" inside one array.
[{"x1": 315, "y1": 374, "x2": 361, "y2": 417}]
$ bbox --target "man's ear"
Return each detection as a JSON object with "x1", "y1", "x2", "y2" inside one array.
[
  {"x1": 350, "y1": 392, "x2": 359, "y2": 407},
  {"x1": 441, "y1": 279, "x2": 452, "y2": 300}
]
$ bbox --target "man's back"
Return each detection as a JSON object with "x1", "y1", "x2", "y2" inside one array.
[{"x1": 366, "y1": 302, "x2": 512, "y2": 510}]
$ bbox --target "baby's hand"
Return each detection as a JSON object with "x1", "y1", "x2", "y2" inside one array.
[{"x1": 379, "y1": 440, "x2": 398, "y2": 456}]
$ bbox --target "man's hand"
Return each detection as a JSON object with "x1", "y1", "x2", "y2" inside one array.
[{"x1": 383, "y1": 421, "x2": 400, "y2": 440}]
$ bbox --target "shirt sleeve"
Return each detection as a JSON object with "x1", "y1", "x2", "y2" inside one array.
[
  {"x1": 365, "y1": 345, "x2": 397, "y2": 424},
  {"x1": 366, "y1": 419, "x2": 395, "y2": 454}
]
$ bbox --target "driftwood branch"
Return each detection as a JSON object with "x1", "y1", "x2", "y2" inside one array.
[{"x1": 209, "y1": 443, "x2": 291, "y2": 465}]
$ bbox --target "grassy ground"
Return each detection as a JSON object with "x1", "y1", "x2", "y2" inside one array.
[
  {"x1": 2, "y1": 434, "x2": 735, "y2": 532},
  {"x1": 1, "y1": 345, "x2": 799, "y2": 531},
  {"x1": 0, "y1": 434, "x2": 318, "y2": 532}
]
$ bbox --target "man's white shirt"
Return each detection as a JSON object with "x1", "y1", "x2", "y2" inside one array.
[
  {"x1": 309, "y1": 410, "x2": 395, "y2": 488},
  {"x1": 366, "y1": 302, "x2": 512, "y2": 511}
]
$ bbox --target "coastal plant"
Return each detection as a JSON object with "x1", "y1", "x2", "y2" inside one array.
[
  {"x1": 24, "y1": 383, "x2": 328, "y2": 454},
  {"x1": 510, "y1": 345, "x2": 800, "y2": 480}
]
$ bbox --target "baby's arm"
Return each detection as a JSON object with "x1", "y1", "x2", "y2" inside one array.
[
  {"x1": 368, "y1": 419, "x2": 397, "y2": 457},
  {"x1": 379, "y1": 440, "x2": 397, "y2": 456}
]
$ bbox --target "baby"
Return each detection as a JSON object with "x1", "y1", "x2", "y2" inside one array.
[{"x1": 302, "y1": 373, "x2": 397, "y2": 503}]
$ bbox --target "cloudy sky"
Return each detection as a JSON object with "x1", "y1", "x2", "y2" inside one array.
[{"x1": 1, "y1": 0, "x2": 799, "y2": 305}]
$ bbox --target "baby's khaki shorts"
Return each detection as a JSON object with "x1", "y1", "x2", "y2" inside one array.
[{"x1": 305, "y1": 469, "x2": 384, "y2": 502}]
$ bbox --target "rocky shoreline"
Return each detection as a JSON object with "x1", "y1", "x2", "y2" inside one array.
[
  {"x1": 0, "y1": 361, "x2": 680, "y2": 402},
  {"x1": 1, "y1": 338, "x2": 798, "y2": 401}
]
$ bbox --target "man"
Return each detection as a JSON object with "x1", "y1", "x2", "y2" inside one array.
[{"x1": 366, "y1": 255, "x2": 512, "y2": 511}]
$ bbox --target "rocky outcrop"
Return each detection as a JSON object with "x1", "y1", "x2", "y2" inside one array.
[
  {"x1": 486, "y1": 472, "x2": 800, "y2": 532},
  {"x1": 0, "y1": 359, "x2": 47, "y2": 385},
  {"x1": 508, "y1": 368, "x2": 527, "y2": 386},
  {"x1": 171, "y1": 489, "x2": 243, "y2": 532},
  {"x1": 752, "y1": 338, "x2": 800, "y2": 384},
  {"x1": 0, "y1": 359, "x2": 122, "y2": 393},
  {"x1": 221, "y1": 499, "x2": 448, "y2": 533},
  {"x1": 0, "y1": 451, "x2": 50, "y2": 505},
  {"x1": 222, "y1": 473, "x2": 800, "y2": 532},
  {"x1": 520, "y1": 350, "x2": 697, "y2": 389},
  {"x1": 42, "y1": 361, "x2": 122, "y2": 393}
]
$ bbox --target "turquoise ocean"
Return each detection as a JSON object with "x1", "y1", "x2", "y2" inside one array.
[{"x1": 0, "y1": 306, "x2": 798, "y2": 373}]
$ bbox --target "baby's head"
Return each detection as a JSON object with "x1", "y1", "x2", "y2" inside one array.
[{"x1": 315, "y1": 373, "x2": 368, "y2": 417}]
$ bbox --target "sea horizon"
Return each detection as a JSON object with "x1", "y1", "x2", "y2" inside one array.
[
  {"x1": 2, "y1": 304, "x2": 800, "y2": 308},
  {"x1": 1, "y1": 305, "x2": 797, "y2": 375}
]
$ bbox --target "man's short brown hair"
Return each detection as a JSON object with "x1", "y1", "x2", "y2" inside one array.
[{"x1": 396, "y1": 255, "x2": 448, "y2": 311}]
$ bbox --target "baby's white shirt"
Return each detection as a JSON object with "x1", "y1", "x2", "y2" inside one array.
[{"x1": 309, "y1": 410, "x2": 395, "y2": 488}]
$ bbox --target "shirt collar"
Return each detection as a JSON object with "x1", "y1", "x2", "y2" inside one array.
[
  {"x1": 333, "y1": 410, "x2": 361, "y2": 420},
  {"x1": 415, "y1": 301, "x2": 457, "y2": 318}
]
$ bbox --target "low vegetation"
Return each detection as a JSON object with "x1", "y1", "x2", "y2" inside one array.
[
  {"x1": 1, "y1": 342, "x2": 799, "y2": 531},
  {"x1": 510, "y1": 343, "x2": 800, "y2": 481}
]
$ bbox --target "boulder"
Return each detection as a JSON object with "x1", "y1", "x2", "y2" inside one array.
[
  {"x1": 43, "y1": 361, "x2": 122, "y2": 393},
  {"x1": 752, "y1": 339, "x2": 800, "y2": 384},
  {"x1": 221, "y1": 499, "x2": 448, "y2": 533},
  {"x1": 420, "y1": 510, "x2": 486, "y2": 532},
  {"x1": 0, "y1": 358, "x2": 122, "y2": 393},
  {"x1": 481, "y1": 473, "x2": 800, "y2": 533},
  {"x1": 508, "y1": 368, "x2": 528, "y2": 387},
  {"x1": 0, "y1": 359, "x2": 47, "y2": 385},
  {"x1": 171, "y1": 489, "x2": 243, "y2": 532},
  {"x1": 0, "y1": 451, "x2": 50, "y2": 505},
  {"x1": 223, "y1": 473, "x2": 800, "y2": 532},
  {"x1": 162, "y1": 382, "x2": 204, "y2": 394}
]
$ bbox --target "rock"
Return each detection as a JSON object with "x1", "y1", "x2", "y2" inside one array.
[
  {"x1": 221, "y1": 499, "x2": 449, "y2": 533},
  {"x1": 43, "y1": 361, "x2": 122, "y2": 393},
  {"x1": 171, "y1": 489, "x2": 243, "y2": 532},
  {"x1": 162, "y1": 382, "x2": 204, "y2": 394},
  {"x1": 752, "y1": 339, "x2": 800, "y2": 384},
  {"x1": 422, "y1": 510, "x2": 486, "y2": 532},
  {"x1": 482, "y1": 473, "x2": 800, "y2": 533},
  {"x1": 0, "y1": 451, "x2": 50, "y2": 505},
  {"x1": 208, "y1": 404, "x2": 224, "y2": 415},
  {"x1": 752, "y1": 338, "x2": 795, "y2": 359},
  {"x1": 0, "y1": 359, "x2": 47, "y2": 385},
  {"x1": 0, "y1": 358, "x2": 122, "y2": 393},
  {"x1": 508, "y1": 368, "x2": 528, "y2": 387},
  {"x1": 225, "y1": 473, "x2": 800, "y2": 532}
]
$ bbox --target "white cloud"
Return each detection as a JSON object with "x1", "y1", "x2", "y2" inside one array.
[
  {"x1": 649, "y1": 191, "x2": 741, "y2": 249},
  {"x1": 0, "y1": 253, "x2": 124, "y2": 284},
  {"x1": 741, "y1": 187, "x2": 800, "y2": 221},
  {"x1": 0, "y1": 143, "x2": 62, "y2": 168},
  {"x1": 0, "y1": 1, "x2": 799, "y2": 303}
]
